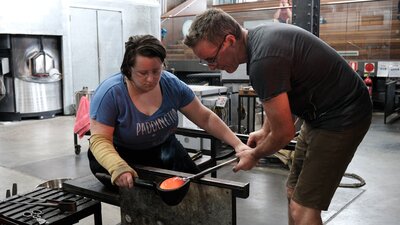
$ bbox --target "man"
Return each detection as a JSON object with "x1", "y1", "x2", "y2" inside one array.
[
  {"x1": 273, "y1": 0, "x2": 292, "y2": 24},
  {"x1": 184, "y1": 8, "x2": 372, "y2": 225}
]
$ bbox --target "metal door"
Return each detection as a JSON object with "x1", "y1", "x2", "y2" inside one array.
[
  {"x1": 98, "y1": 10, "x2": 123, "y2": 82},
  {"x1": 70, "y1": 7, "x2": 123, "y2": 92},
  {"x1": 70, "y1": 7, "x2": 99, "y2": 92}
]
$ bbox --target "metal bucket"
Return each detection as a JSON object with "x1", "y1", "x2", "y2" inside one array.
[
  {"x1": 36, "y1": 178, "x2": 71, "y2": 190},
  {"x1": 74, "y1": 87, "x2": 93, "y2": 113}
]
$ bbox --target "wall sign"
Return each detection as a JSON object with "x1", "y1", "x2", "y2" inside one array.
[
  {"x1": 377, "y1": 61, "x2": 400, "y2": 77},
  {"x1": 364, "y1": 62, "x2": 375, "y2": 73},
  {"x1": 348, "y1": 61, "x2": 358, "y2": 71}
]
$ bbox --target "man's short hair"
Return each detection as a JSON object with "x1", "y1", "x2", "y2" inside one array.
[{"x1": 183, "y1": 8, "x2": 242, "y2": 48}]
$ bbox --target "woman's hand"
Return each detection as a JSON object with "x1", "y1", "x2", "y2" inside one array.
[
  {"x1": 234, "y1": 142, "x2": 250, "y2": 154},
  {"x1": 115, "y1": 171, "x2": 137, "y2": 188}
]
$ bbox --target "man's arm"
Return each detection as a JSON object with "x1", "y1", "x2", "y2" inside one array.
[
  {"x1": 234, "y1": 92, "x2": 295, "y2": 171},
  {"x1": 253, "y1": 92, "x2": 295, "y2": 158}
]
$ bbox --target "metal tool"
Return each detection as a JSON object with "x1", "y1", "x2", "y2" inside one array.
[
  {"x1": 95, "y1": 157, "x2": 240, "y2": 206},
  {"x1": 190, "y1": 151, "x2": 203, "y2": 161},
  {"x1": 155, "y1": 157, "x2": 239, "y2": 206},
  {"x1": 5, "y1": 183, "x2": 18, "y2": 199},
  {"x1": 20, "y1": 195, "x2": 58, "y2": 202},
  {"x1": 6, "y1": 199, "x2": 77, "y2": 212},
  {"x1": 183, "y1": 157, "x2": 238, "y2": 181},
  {"x1": 22, "y1": 209, "x2": 47, "y2": 224},
  {"x1": 18, "y1": 195, "x2": 78, "y2": 209},
  {"x1": 12, "y1": 183, "x2": 17, "y2": 196}
]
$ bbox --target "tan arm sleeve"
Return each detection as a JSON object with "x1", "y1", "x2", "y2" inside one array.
[{"x1": 89, "y1": 134, "x2": 137, "y2": 184}]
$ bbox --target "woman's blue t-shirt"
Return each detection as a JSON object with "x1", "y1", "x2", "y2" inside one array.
[{"x1": 90, "y1": 71, "x2": 195, "y2": 150}]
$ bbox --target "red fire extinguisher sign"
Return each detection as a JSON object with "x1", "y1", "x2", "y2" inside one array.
[{"x1": 364, "y1": 63, "x2": 375, "y2": 73}]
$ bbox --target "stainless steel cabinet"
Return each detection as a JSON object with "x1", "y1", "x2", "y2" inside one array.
[{"x1": 177, "y1": 85, "x2": 229, "y2": 151}]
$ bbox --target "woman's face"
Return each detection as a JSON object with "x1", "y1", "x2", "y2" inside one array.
[{"x1": 130, "y1": 55, "x2": 163, "y2": 92}]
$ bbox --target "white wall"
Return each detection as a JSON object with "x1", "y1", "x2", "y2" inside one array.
[{"x1": 0, "y1": 0, "x2": 64, "y2": 35}]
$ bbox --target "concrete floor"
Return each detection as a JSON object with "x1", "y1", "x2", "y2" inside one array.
[{"x1": 0, "y1": 113, "x2": 399, "y2": 225}]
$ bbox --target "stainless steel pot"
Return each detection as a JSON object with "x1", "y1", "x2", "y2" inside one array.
[
  {"x1": 36, "y1": 178, "x2": 72, "y2": 189},
  {"x1": 74, "y1": 86, "x2": 93, "y2": 112}
]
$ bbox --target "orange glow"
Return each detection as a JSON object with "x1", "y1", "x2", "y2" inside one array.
[{"x1": 159, "y1": 177, "x2": 185, "y2": 190}]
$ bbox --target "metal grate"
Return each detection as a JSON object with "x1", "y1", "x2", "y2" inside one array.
[{"x1": 0, "y1": 187, "x2": 101, "y2": 225}]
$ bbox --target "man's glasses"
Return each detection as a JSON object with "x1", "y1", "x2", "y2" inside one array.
[{"x1": 199, "y1": 34, "x2": 228, "y2": 66}]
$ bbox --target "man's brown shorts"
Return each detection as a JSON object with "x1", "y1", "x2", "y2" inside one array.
[{"x1": 286, "y1": 116, "x2": 371, "y2": 210}]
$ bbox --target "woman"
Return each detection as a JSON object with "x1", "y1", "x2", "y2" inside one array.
[{"x1": 88, "y1": 34, "x2": 248, "y2": 189}]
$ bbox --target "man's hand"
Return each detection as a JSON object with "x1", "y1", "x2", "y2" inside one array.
[
  {"x1": 247, "y1": 129, "x2": 268, "y2": 148},
  {"x1": 233, "y1": 149, "x2": 259, "y2": 172}
]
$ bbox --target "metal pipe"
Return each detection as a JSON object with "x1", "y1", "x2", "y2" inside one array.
[{"x1": 163, "y1": 0, "x2": 379, "y2": 17}]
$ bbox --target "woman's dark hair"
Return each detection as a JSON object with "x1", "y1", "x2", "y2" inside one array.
[{"x1": 120, "y1": 35, "x2": 166, "y2": 79}]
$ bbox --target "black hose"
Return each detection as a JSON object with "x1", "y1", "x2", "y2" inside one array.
[{"x1": 339, "y1": 173, "x2": 366, "y2": 188}]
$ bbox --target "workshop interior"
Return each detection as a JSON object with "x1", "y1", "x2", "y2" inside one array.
[{"x1": 0, "y1": 0, "x2": 399, "y2": 225}]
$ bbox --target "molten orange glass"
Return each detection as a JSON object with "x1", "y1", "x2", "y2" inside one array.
[{"x1": 159, "y1": 176, "x2": 185, "y2": 190}]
